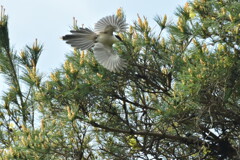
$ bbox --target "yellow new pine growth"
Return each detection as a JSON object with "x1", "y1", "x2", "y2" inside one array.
[
  {"x1": 81, "y1": 70, "x2": 86, "y2": 75},
  {"x1": 197, "y1": 74, "x2": 203, "y2": 79},
  {"x1": 150, "y1": 93, "x2": 157, "y2": 101},
  {"x1": 128, "y1": 138, "x2": 137, "y2": 147},
  {"x1": 211, "y1": 17, "x2": 216, "y2": 20},
  {"x1": 193, "y1": 0, "x2": 199, "y2": 7},
  {"x1": 32, "y1": 39, "x2": 39, "y2": 51},
  {"x1": 177, "y1": 18, "x2": 183, "y2": 26},
  {"x1": 64, "y1": 60, "x2": 70, "y2": 70},
  {"x1": 69, "y1": 62, "x2": 77, "y2": 74},
  {"x1": 202, "y1": 43, "x2": 208, "y2": 53},
  {"x1": 162, "y1": 14, "x2": 167, "y2": 26},
  {"x1": 129, "y1": 104, "x2": 135, "y2": 111},
  {"x1": 34, "y1": 92, "x2": 42, "y2": 100},
  {"x1": 38, "y1": 105, "x2": 43, "y2": 112},
  {"x1": 43, "y1": 143, "x2": 48, "y2": 149},
  {"x1": 228, "y1": 14, "x2": 234, "y2": 22},
  {"x1": 137, "y1": 15, "x2": 144, "y2": 29},
  {"x1": 167, "y1": 126, "x2": 173, "y2": 133},
  {"x1": 221, "y1": 8, "x2": 226, "y2": 16},
  {"x1": 65, "y1": 73, "x2": 70, "y2": 80},
  {"x1": 21, "y1": 136, "x2": 27, "y2": 147},
  {"x1": 161, "y1": 67, "x2": 168, "y2": 74},
  {"x1": 177, "y1": 18, "x2": 184, "y2": 32},
  {"x1": 151, "y1": 37, "x2": 156, "y2": 44},
  {"x1": 218, "y1": 44, "x2": 225, "y2": 51},
  {"x1": 153, "y1": 109, "x2": 161, "y2": 115},
  {"x1": 234, "y1": 26, "x2": 239, "y2": 34},
  {"x1": 22, "y1": 125, "x2": 28, "y2": 133},
  {"x1": 200, "y1": 59, "x2": 206, "y2": 65},
  {"x1": 89, "y1": 112, "x2": 93, "y2": 121},
  {"x1": 201, "y1": 23, "x2": 207, "y2": 31},
  {"x1": 184, "y1": 2, "x2": 189, "y2": 12},
  {"x1": 170, "y1": 56, "x2": 175, "y2": 64},
  {"x1": 97, "y1": 73, "x2": 103, "y2": 78},
  {"x1": 46, "y1": 82, "x2": 52, "y2": 90},
  {"x1": 126, "y1": 136, "x2": 141, "y2": 150},
  {"x1": 20, "y1": 51, "x2": 25, "y2": 59},
  {"x1": 173, "y1": 122, "x2": 179, "y2": 127},
  {"x1": 189, "y1": 8, "x2": 196, "y2": 19},
  {"x1": 10, "y1": 85, "x2": 16, "y2": 91},
  {"x1": 39, "y1": 132, "x2": 43, "y2": 141},
  {"x1": 133, "y1": 47, "x2": 140, "y2": 53},
  {"x1": 9, "y1": 146, "x2": 14, "y2": 156},
  {"x1": 50, "y1": 72, "x2": 58, "y2": 81},
  {"x1": 192, "y1": 38, "x2": 198, "y2": 46},
  {"x1": 67, "y1": 106, "x2": 75, "y2": 120},
  {"x1": 57, "y1": 131, "x2": 62, "y2": 136},
  {"x1": 9, "y1": 122, "x2": 15, "y2": 129},
  {"x1": 27, "y1": 134, "x2": 31, "y2": 141},
  {"x1": 181, "y1": 80, "x2": 186, "y2": 85},
  {"x1": 96, "y1": 136, "x2": 100, "y2": 143},
  {"x1": 143, "y1": 17, "x2": 148, "y2": 29},
  {"x1": 160, "y1": 38, "x2": 165, "y2": 47},
  {"x1": 129, "y1": 25, "x2": 134, "y2": 34},
  {"x1": 188, "y1": 68, "x2": 192, "y2": 74},
  {"x1": 144, "y1": 32, "x2": 150, "y2": 44},
  {"x1": 132, "y1": 32, "x2": 138, "y2": 47},
  {"x1": 40, "y1": 119, "x2": 45, "y2": 130},
  {"x1": 72, "y1": 121, "x2": 77, "y2": 128},
  {"x1": 0, "y1": 6, "x2": 6, "y2": 22},
  {"x1": 73, "y1": 48, "x2": 79, "y2": 56},
  {"x1": 91, "y1": 57, "x2": 97, "y2": 66},
  {"x1": 73, "y1": 17, "x2": 78, "y2": 29},
  {"x1": 182, "y1": 56, "x2": 187, "y2": 63},
  {"x1": 67, "y1": 106, "x2": 71, "y2": 119},
  {"x1": 116, "y1": 8, "x2": 123, "y2": 19},
  {"x1": 80, "y1": 51, "x2": 85, "y2": 59},
  {"x1": 52, "y1": 119, "x2": 56, "y2": 125},
  {"x1": 178, "y1": 25, "x2": 184, "y2": 32},
  {"x1": 80, "y1": 59, "x2": 84, "y2": 65},
  {"x1": 29, "y1": 67, "x2": 37, "y2": 81},
  {"x1": 170, "y1": 35, "x2": 175, "y2": 42}
]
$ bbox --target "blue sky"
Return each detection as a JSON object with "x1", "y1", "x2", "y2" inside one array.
[{"x1": 0, "y1": 0, "x2": 188, "y2": 93}]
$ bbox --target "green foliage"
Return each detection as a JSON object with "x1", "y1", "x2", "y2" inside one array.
[
  {"x1": 0, "y1": 0, "x2": 240, "y2": 159},
  {"x1": 0, "y1": 6, "x2": 9, "y2": 53}
]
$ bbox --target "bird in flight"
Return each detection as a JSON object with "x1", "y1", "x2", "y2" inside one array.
[{"x1": 62, "y1": 15, "x2": 128, "y2": 72}]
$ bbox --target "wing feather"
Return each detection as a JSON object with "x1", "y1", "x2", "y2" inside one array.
[
  {"x1": 94, "y1": 15, "x2": 127, "y2": 34},
  {"x1": 93, "y1": 43, "x2": 126, "y2": 72}
]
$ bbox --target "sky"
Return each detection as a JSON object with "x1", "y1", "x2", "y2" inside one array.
[{"x1": 0, "y1": 0, "x2": 188, "y2": 93}]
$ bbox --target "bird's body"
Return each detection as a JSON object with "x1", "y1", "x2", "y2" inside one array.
[
  {"x1": 96, "y1": 32, "x2": 118, "y2": 46},
  {"x1": 62, "y1": 15, "x2": 127, "y2": 72}
]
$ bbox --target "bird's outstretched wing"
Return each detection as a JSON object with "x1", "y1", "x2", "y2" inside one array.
[
  {"x1": 94, "y1": 15, "x2": 127, "y2": 34},
  {"x1": 62, "y1": 28, "x2": 97, "y2": 50},
  {"x1": 93, "y1": 43, "x2": 126, "y2": 72}
]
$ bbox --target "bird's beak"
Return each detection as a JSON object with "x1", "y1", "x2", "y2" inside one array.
[{"x1": 115, "y1": 35, "x2": 123, "y2": 42}]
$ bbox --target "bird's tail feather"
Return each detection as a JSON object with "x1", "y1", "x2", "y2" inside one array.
[{"x1": 62, "y1": 28, "x2": 97, "y2": 50}]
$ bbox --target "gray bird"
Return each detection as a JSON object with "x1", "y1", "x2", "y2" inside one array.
[{"x1": 62, "y1": 15, "x2": 128, "y2": 72}]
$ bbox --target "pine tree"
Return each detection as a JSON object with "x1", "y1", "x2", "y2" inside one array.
[{"x1": 0, "y1": 0, "x2": 240, "y2": 159}]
